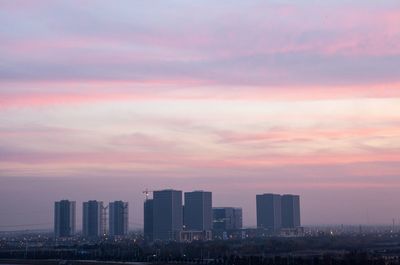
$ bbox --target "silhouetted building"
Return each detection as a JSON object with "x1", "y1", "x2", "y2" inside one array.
[
  {"x1": 233, "y1": 207, "x2": 243, "y2": 229},
  {"x1": 109, "y1": 201, "x2": 128, "y2": 236},
  {"x1": 184, "y1": 191, "x2": 212, "y2": 231},
  {"x1": 83, "y1": 200, "x2": 105, "y2": 238},
  {"x1": 281, "y1": 194, "x2": 301, "y2": 228},
  {"x1": 153, "y1": 189, "x2": 183, "y2": 241},
  {"x1": 54, "y1": 200, "x2": 76, "y2": 237},
  {"x1": 256, "y1": 193, "x2": 282, "y2": 231},
  {"x1": 213, "y1": 207, "x2": 243, "y2": 231},
  {"x1": 143, "y1": 199, "x2": 154, "y2": 241}
]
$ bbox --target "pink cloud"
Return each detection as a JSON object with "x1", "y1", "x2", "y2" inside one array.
[
  {"x1": 2, "y1": 147, "x2": 399, "y2": 170},
  {"x1": 1, "y1": 80, "x2": 400, "y2": 109},
  {"x1": 217, "y1": 126, "x2": 400, "y2": 143}
]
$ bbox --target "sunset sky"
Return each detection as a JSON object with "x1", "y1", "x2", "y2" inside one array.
[{"x1": 1, "y1": 0, "x2": 400, "y2": 230}]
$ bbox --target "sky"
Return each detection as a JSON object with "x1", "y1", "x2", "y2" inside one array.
[{"x1": 1, "y1": 0, "x2": 400, "y2": 230}]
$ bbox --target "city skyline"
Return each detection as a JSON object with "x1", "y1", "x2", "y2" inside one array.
[
  {"x1": 1, "y1": 0, "x2": 400, "y2": 230},
  {"x1": 1, "y1": 178, "x2": 400, "y2": 231},
  {"x1": 52, "y1": 189, "x2": 299, "y2": 241}
]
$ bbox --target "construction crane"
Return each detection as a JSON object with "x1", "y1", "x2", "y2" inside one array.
[{"x1": 142, "y1": 189, "x2": 153, "y2": 200}]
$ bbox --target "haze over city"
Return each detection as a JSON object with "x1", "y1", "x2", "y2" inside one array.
[{"x1": 1, "y1": 0, "x2": 400, "y2": 231}]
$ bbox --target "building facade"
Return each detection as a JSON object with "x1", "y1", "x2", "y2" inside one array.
[
  {"x1": 109, "y1": 201, "x2": 128, "y2": 236},
  {"x1": 143, "y1": 199, "x2": 154, "y2": 241},
  {"x1": 153, "y1": 189, "x2": 183, "y2": 241},
  {"x1": 184, "y1": 191, "x2": 212, "y2": 231},
  {"x1": 82, "y1": 200, "x2": 106, "y2": 238},
  {"x1": 212, "y1": 207, "x2": 243, "y2": 231},
  {"x1": 281, "y1": 194, "x2": 301, "y2": 228},
  {"x1": 233, "y1": 208, "x2": 243, "y2": 229},
  {"x1": 256, "y1": 193, "x2": 282, "y2": 231},
  {"x1": 54, "y1": 200, "x2": 76, "y2": 237}
]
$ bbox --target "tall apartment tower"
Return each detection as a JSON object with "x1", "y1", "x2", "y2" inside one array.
[
  {"x1": 212, "y1": 207, "x2": 243, "y2": 231},
  {"x1": 109, "y1": 201, "x2": 128, "y2": 236},
  {"x1": 256, "y1": 193, "x2": 282, "y2": 231},
  {"x1": 54, "y1": 200, "x2": 76, "y2": 237},
  {"x1": 143, "y1": 199, "x2": 154, "y2": 241},
  {"x1": 153, "y1": 189, "x2": 183, "y2": 241},
  {"x1": 83, "y1": 200, "x2": 106, "y2": 238},
  {"x1": 184, "y1": 191, "x2": 212, "y2": 231},
  {"x1": 233, "y1": 208, "x2": 243, "y2": 229},
  {"x1": 281, "y1": 194, "x2": 301, "y2": 228}
]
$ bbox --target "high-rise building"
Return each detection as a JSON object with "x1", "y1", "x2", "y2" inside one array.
[
  {"x1": 184, "y1": 191, "x2": 212, "y2": 231},
  {"x1": 256, "y1": 193, "x2": 282, "y2": 231},
  {"x1": 233, "y1": 208, "x2": 243, "y2": 229},
  {"x1": 109, "y1": 201, "x2": 128, "y2": 236},
  {"x1": 153, "y1": 189, "x2": 183, "y2": 241},
  {"x1": 54, "y1": 200, "x2": 76, "y2": 237},
  {"x1": 143, "y1": 199, "x2": 154, "y2": 241},
  {"x1": 83, "y1": 200, "x2": 106, "y2": 238},
  {"x1": 281, "y1": 194, "x2": 301, "y2": 228},
  {"x1": 212, "y1": 207, "x2": 243, "y2": 231}
]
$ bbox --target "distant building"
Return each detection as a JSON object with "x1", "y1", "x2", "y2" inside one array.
[
  {"x1": 109, "y1": 201, "x2": 128, "y2": 236},
  {"x1": 54, "y1": 200, "x2": 76, "y2": 237},
  {"x1": 184, "y1": 191, "x2": 212, "y2": 231},
  {"x1": 212, "y1": 207, "x2": 243, "y2": 231},
  {"x1": 153, "y1": 189, "x2": 183, "y2": 241},
  {"x1": 179, "y1": 230, "x2": 212, "y2": 242},
  {"x1": 82, "y1": 200, "x2": 106, "y2": 238},
  {"x1": 256, "y1": 193, "x2": 282, "y2": 231},
  {"x1": 143, "y1": 199, "x2": 154, "y2": 241},
  {"x1": 233, "y1": 208, "x2": 243, "y2": 229},
  {"x1": 281, "y1": 194, "x2": 301, "y2": 228},
  {"x1": 280, "y1": 227, "x2": 304, "y2": 237}
]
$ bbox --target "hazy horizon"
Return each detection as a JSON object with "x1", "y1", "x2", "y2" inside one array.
[
  {"x1": 1, "y1": 0, "x2": 400, "y2": 231},
  {"x1": 1, "y1": 176, "x2": 400, "y2": 231}
]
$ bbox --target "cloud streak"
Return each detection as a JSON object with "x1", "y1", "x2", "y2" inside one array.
[{"x1": 1, "y1": 1, "x2": 400, "y2": 87}]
